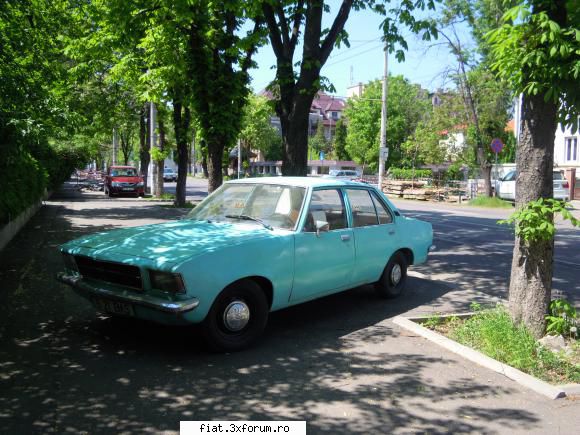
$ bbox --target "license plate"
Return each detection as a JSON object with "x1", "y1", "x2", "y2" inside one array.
[
  {"x1": 122, "y1": 187, "x2": 134, "y2": 191},
  {"x1": 92, "y1": 297, "x2": 134, "y2": 316}
]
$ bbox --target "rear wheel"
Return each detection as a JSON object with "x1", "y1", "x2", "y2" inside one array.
[
  {"x1": 375, "y1": 252, "x2": 408, "y2": 298},
  {"x1": 202, "y1": 280, "x2": 269, "y2": 352}
]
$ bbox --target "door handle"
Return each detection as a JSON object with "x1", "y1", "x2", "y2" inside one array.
[
  {"x1": 340, "y1": 234, "x2": 351, "y2": 241},
  {"x1": 388, "y1": 230, "x2": 395, "y2": 235}
]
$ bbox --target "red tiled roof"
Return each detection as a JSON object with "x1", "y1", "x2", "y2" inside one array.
[{"x1": 505, "y1": 119, "x2": 515, "y2": 132}]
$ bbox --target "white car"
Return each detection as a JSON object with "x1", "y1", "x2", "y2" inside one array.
[
  {"x1": 495, "y1": 170, "x2": 570, "y2": 201},
  {"x1": 323, "y1": 170, "x2": 360, "y2": 181}
]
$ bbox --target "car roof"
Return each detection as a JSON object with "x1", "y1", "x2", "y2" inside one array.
[{"x1": 226, "y1": 176, "x2": 366, "y2": 189}]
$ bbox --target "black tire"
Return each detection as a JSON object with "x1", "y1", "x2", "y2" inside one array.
[
  {"x1": 202, "y1": 280, "x2": 269, "y2": 352},
  {"x1": 375, "y1": 252, "x2": 408, "y2": 299}
]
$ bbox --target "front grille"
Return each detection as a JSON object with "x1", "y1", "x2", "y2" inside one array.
[{"x1": 74, "y1": 256, "x2": 142, "y2": 290}]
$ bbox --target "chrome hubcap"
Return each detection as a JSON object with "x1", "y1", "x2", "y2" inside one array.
[
  {"x1": 223, "y1": 300, "x2": 250, "y2": 332},
  {"x1": 391, "y1": 264, "x2": 402, "y2": 285}
]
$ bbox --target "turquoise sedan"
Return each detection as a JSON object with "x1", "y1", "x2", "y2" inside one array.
[{"x1": 57, "y1": 177, "x2": 433, "y2": 351}]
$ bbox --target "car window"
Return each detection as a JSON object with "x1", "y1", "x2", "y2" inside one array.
[
  {"x1": 188, "y1": 183, "x2": 305, "y2": 230},
  {"x1": 346, "y1": 189, "x2": 378, "y2": 227},
  {"x1": 553, "y1": 171, "x2": 563, "y2": 180},
  {"x1": 503, "y1": 171, "x2": 516, "y2": 181},
  {"x1": 304, "y1": 189, "x2": 347, "y2": 232},
  {"x1": 370, "y1": 192, "x2": 393, "y2": 224}
]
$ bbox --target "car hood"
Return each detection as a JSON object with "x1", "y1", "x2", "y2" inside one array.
[{"x1": 61, "y1": 220, "x2": 276, "y2": 266}]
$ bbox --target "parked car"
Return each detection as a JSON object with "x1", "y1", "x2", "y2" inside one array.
[
  {"x1": 57, "y1": 177, "x2": 434, "y2": 351},
  {"x1": 104, "y1": 166, "x2": 144, "y2": 197},
  {"x1": 163, "y1": 167, "x2": 178, "y2": 182},
  {"x1": 323, "y1": 169, "x2": 360, "y2": 181},
  {"x1": 495, "y1": 170, "x2": 569, "y2": 201}
]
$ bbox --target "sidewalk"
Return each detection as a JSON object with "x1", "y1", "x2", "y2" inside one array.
[{"x1": 0, "y1": 183, "x2": 578, "y2": 434}]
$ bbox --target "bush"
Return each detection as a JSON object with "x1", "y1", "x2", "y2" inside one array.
[
  {"x1": 0, "y1": 151, "x2": 47, "y2": 225},
  {"x1": 0, "y1": 143, "x2": 88, "y2": 226},
  {"x1": 388, "y1": 167, "x2": 432, "y2": 180}
]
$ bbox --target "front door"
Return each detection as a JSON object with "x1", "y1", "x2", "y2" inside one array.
[{"x1": 291, "y1": 189, "x2": 354, "y2": 302}]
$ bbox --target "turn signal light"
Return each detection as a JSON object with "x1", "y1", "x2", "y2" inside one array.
[{"x1": 149, "y1": 270, "x2": 186, "y2": 293}]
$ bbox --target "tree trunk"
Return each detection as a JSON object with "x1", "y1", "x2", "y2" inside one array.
[
  {"x1": 280, "y1": 102, "x2": 311, "y2": 176},
  {"x1": 173, "y1": 98, "x2": 190, "y2": 207},
  {"x1": 206, "y1": 139, "x2": 224, "y2": 193},
  {"x1": 508, "y1": 92, "x2": 558, "y2": 338},
  {"x1": 139, "y1": 104, "x2": 150, "y2": 191}
]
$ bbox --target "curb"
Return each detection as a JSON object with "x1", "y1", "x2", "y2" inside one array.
[
  {"x1": 0, "y1": 190, "x2": 51, "y2": 252},
  {"x1": 393, "y1": 315, "x2": 574, "y2": 400}
]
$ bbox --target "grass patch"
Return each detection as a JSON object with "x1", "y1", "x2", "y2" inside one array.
[
  {"x1": 144, "y1": 193, "x2": 175, "y2": 201},
  {"x1": 468, "y1": 196, "x2": 513, "y2": 208},
  {"x1": 426, "y1": 307, "x2": 579, "y2": 384}
]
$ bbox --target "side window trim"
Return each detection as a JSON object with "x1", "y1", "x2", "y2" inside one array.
[
  {"x1": 345, "y1": 188, "x2": 380, "y2": 228},
  {"x1": 302, "y1": 187, "x2": 348, "y2": 233},
  {"x1": 370, "y1": 191, "x2": 395, "y2": 224}
]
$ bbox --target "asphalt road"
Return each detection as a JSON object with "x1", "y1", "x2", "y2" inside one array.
[{"x1": 0, "y1": 181, "x2": 579, "y2": 434}]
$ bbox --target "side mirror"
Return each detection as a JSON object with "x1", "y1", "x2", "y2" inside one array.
[{"x1": 315, "y1": 220, "x2": 329, "y2": 237}]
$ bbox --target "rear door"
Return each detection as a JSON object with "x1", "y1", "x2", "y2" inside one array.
[
  {"x1": 345, "y1": 188, "x2": 397, "y2": 285},
  {"x1": 292, "y1": 188, "x2": 355, "y2": 301}
]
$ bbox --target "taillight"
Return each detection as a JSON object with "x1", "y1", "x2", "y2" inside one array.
[{"x1": 563, "y1": 181, "x2": 569, "y2": 188}]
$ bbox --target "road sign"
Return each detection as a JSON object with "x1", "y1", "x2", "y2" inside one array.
[
  {"x1": 490, "y1": 138, "x2": 504, "y2": 154},
  {"x1": 380, "y1": 146, "x2": 389, "y2": 160}
]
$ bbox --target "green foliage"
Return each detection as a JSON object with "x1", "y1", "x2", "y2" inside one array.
[
  {"x1": 499, "y1": 198, "x2": 580, "y2": 243},
  {"x1": 333, "y1": 119, "x2": 349, "y2": 161},
  {"x1": 309, "y1": 121, "x2": 329, "y2": 156},
  {"x1": 546, "y1": 299, "x2": 578, "y2": 337},
  {"x1": 239, "y1": 95, "x2": 281, "y2": 160},
  {"x1": 468, "y1": 196, "x2": 513, "y2": 208},
  {"x1": 450, "y1": 306, "x2": 579, "y2": 383},
  {"x1": 487, "y1": 2, "x2": 580, "y2": 131},
  {"x1": 388, "y1": 168, "x2": 432, "y2": 180},
  {"x1": 345, "y1": 76, "x2": 430, "y2": 170},
  {"x1": 423, "y1": 313, "x2": 443, "y2": 330},
  {"x1": 150, "y1": 147, "x2": 170, "y2": 162},
  {"x1": 0, "y1": 152, "x2": 47, "y2": 226}
]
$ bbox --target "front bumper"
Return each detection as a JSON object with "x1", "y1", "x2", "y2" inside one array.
[{"x1": 56, "y1": 272, "x2": 199, "y2": 314}]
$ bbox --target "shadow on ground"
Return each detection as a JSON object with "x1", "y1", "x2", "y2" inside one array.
[{"x1": 0, "y1": 183, "x2": 552, "y2": 433}]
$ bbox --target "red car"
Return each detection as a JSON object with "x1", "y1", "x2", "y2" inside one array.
[{"x1": 104, "y1": 166, "x2": 145, "y2": 197}]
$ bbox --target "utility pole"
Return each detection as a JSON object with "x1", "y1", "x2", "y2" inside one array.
[
  {"x1": 112, "y1": 128, "x2": 117, "y2": 166},
  {"x1": 147, "y1": 102, "x2": 157, "y2": 195},
  {"x1": 237, "y1": 139, "x2": 242, "y2": 179},
  {"x1": 378, "y1": 47, "x2": 389, "y2": 192}
]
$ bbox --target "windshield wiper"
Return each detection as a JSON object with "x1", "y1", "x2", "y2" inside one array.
[{"x1": 225, "y1": 214, "x2": 273, "y2": 230}]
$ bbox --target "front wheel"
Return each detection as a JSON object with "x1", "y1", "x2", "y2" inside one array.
[
  {"x1": 202, "y1": 280, "x2": 269, "y2": 352},
  {"x1": 375, "y1": 252, "x2": 408, "y2": 299}
]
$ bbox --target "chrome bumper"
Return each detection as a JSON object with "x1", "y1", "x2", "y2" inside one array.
[{"x1": 56, "y1": 272, "x2": 200, "y2": 314}]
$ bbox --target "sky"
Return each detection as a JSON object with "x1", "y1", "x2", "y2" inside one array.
[{"x1": 248, "y1": 3, "x2": 475, "y2": 97}]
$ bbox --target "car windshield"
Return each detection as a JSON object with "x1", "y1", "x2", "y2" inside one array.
[
  {"x1": 164, "y1": 169, "x2": 174, "y2": 173},
  {"x1": 553, "y1": 171, "x2": 563, "y2": 180},
  {"x1": 187, "y1": 183, "x2": 306, "y2": 231},
  {"x1": 111, "y1": 168, "x2": 137, "y2": 177}
]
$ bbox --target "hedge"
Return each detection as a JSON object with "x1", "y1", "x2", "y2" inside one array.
[
  {"x1": 0, "y1": 145, "x2": 86, "y2": 226},
  {"x1": 388, "y1": 168, "x2": 432, "y2": 180}
]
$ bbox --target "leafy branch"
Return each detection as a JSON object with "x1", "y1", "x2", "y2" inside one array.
[{"x1": 499, "y1": 198, "x2": 579, "y2": 243}]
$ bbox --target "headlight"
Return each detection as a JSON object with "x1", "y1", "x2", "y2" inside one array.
[
  {"x1": 62, "y1": 252, "x2": 78, "y2": 274},
  {"x1": 149, "y1": 270, "x2": 185, "y2": 293},
  {"x1": 112, "y1": 181, "x2": 121, "y2": 187},
  {"x1": 137, "y1": 182, "x2": 144, "y2": 187}
]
